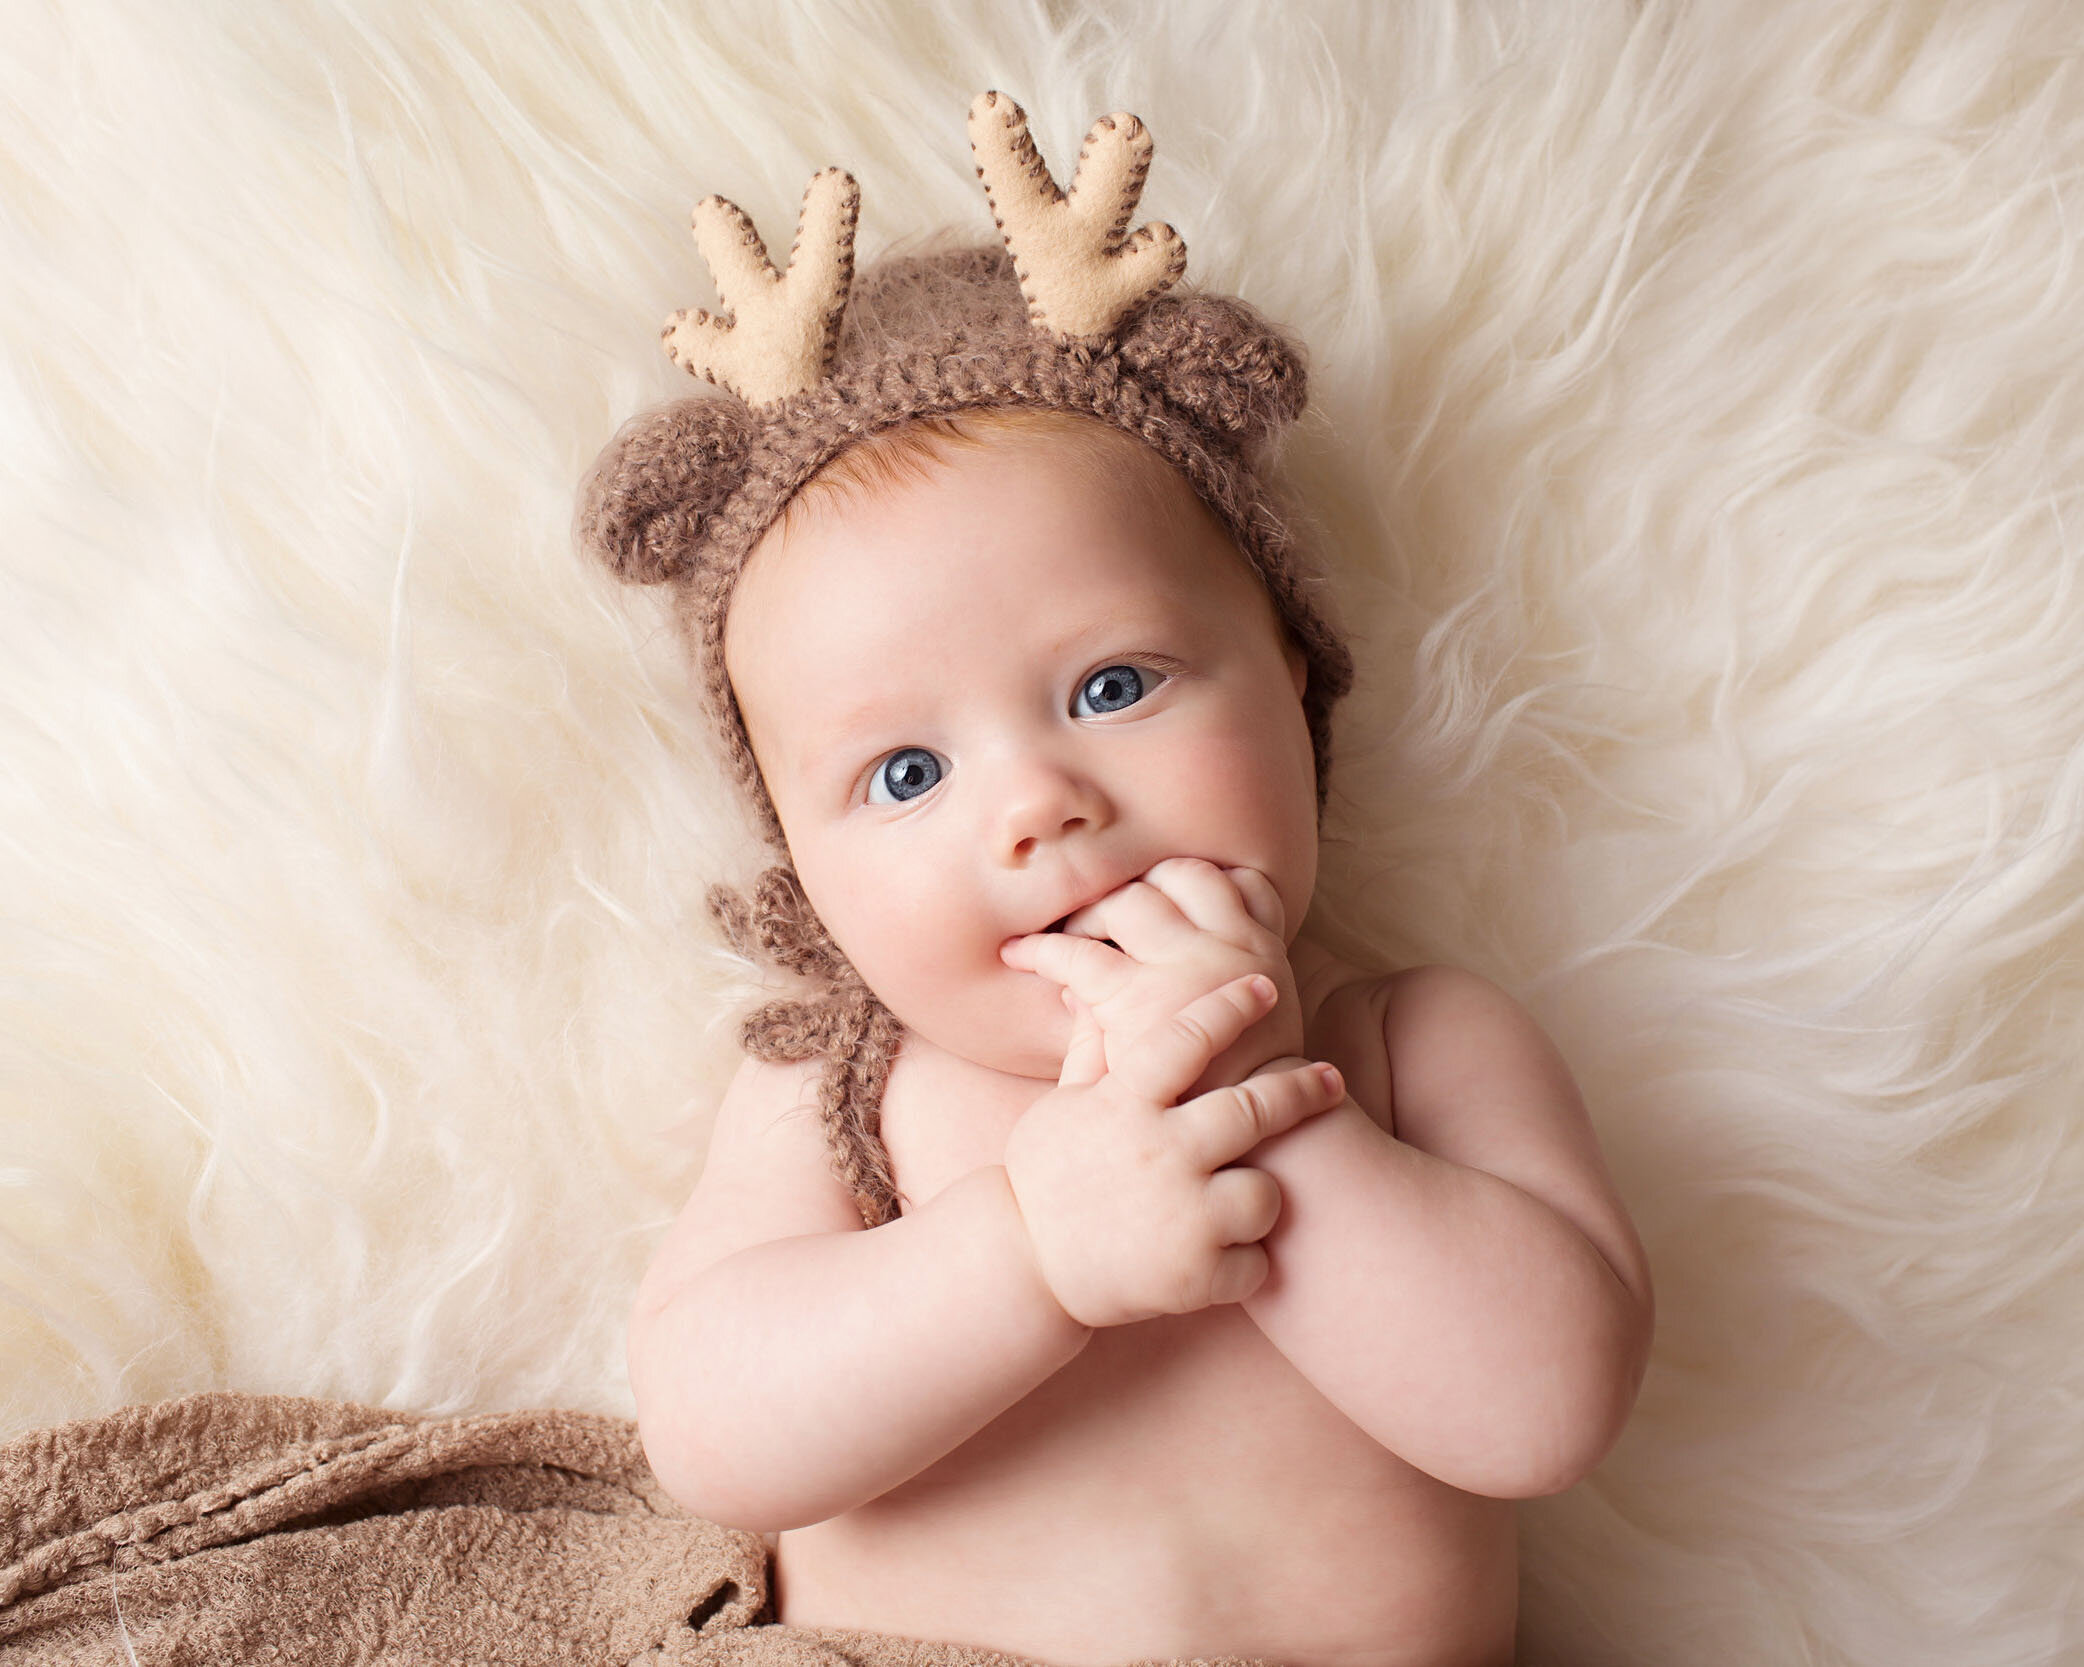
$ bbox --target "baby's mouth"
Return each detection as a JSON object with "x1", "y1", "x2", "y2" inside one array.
[{"x1": 1042, "y1": 916, "x2": 1117, "y2": 950}]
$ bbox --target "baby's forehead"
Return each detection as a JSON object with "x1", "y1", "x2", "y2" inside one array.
[
  {"x1": 730, "y1": 414, "x2": 1276, "y2": 677},
  {"x1": 833, "y1": 415, "x2": 1190, "y2": 517}
]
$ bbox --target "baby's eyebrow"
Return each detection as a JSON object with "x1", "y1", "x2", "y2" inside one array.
[
  {"x1": 792, "y1": 679, "x2": 939, "y2": 783},
  {"x1": 807, "y1": 698, "x2": 904, "y2": 769}
]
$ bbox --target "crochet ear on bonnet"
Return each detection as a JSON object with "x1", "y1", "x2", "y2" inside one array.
[{"x1": 574, "y1": 91, "x2": 1355, "y2": 1228}]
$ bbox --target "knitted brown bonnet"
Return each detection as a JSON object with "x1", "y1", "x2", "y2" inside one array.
[{"x1": 574, "y1": 92, "x2": 1355, "y2": 1227}]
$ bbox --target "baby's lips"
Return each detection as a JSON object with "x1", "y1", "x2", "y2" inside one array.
[{"x1": 999, "y1": 921, "x2": 1093, "y2": 967}]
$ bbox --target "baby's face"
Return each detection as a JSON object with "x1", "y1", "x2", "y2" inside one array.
[{"x1": 724, "y1": 428, "x2": 1320, "y2": 1080}]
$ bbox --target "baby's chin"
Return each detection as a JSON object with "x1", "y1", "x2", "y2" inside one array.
[{"x1": 888, "y1": 974, "x2": 1075, "y2": 1083}]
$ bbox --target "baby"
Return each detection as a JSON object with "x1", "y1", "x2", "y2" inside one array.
[{"x1": 582, "y1": 95, "x2": 1652, "y2": 1667}]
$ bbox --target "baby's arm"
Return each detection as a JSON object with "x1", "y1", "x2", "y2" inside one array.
[
  {"x1": 627, "y1": 1054, "x2": 1092, "y2": 1532},
  {"x1": 1238, "y1": 966, "x2": 1655, "y2": 1499},
  {"x1": 629, "y1": 974, "x2": 1332, "y2": 1532}
]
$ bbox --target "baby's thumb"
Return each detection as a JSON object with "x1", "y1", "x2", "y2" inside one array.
[{"x1": 1058, "y1": 989, "x2": 1107, "y2": 1087}]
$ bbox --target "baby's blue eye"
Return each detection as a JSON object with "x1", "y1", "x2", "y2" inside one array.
[
  {"x1": 1074, "y1": 664, "x2": 1147, "y2": 717},
  {"x1": 868, "y1": 746, "x2": 944, "y2": 805},
  {"x1": 864, "y1": 665, "x2": 1162, "y2": 806}
]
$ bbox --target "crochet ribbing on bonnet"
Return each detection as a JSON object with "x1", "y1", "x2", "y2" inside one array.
[{"x1": 574, "y1": 92, "x2": 1355, "y2": 1228}]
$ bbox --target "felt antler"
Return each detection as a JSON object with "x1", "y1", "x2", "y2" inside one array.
[
  {"x1": 968, "y1": 91, "x2": 1188, "y2": 347},
  {"x1": 662, "y1": 166, "x2": 859, "y2": 408}
]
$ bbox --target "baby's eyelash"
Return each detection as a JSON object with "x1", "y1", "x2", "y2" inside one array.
[{"x1": 1088, "y1": 652, "x2": 1188, "y2": 690}]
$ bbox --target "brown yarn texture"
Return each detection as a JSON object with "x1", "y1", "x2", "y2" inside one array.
[
  {"x1": 0, "y1": 1391, "x2": 1281, "y2": 1667},
  {"x1": 575, "y1": 243, "x2": 1354, "y2": 1228}
]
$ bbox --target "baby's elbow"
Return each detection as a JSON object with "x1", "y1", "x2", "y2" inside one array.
[
  {"x1": 1497, "y1": 1317, "x2": 1653, "y2": 1499},
  {"x1": 1433, "y1": 1429, "x2": 1595, "y2": 1501},
  {"x1": 631, "y1": 1392, "x2": 815, "y2": 1532},
  {"x1": 638, "y1": 1430, "x2": 851, "y2": 1534},
  {"x1": 1497, "y1": 1414, "x2": 1624, "y2": 1500},
  {"x1": 637, "y1": 1415, "x2": 754, "y2": 1528},
  {"x1": 1443, "y1": 1288, "x2": 1649, "y2": 1501},
  {"x1": 629, "y1": 1376, "x2": 733, "y2": 1527},
  {"x1": 1445, "y1": 1399, "x2": 1624, "y2": 1501},
  {"x1": 629, "y1": 1316, "x2": 866, "y2": 1533},
  {"x1": 628, "y1": 1335, "x2": 846, "y2": 1533},
  {"x1": 628, "y1": 1301, "x2": 765, "y2": 1529}
]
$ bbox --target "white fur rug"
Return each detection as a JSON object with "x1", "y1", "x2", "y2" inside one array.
[{"x1": 5, "y1": 1, "x2": 2080, "y2": 1661}]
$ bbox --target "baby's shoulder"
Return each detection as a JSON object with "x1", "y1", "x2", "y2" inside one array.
[
  {"x1": 1292, "y1": 943, "x2": 1575, "y2": 1146},
  {"x1": 1296, "y1": 932, "x2": 1538, "y2": 1047},
  {"x1": 1288, "y1": 929, "x2": 1392, "y2": 1024},
  {"x1": 1288, "y1": 933, "x2": 1399, "y2": 1132},
  {"x1": 1363, "y1": 961, "x2": 1655, "y2": 1312},
  {"x1": 1374, "y1": 962, "x2": 1548, "y2": 1056},
  {"x1": 635, "y1": 1053, "x2": 865, "y2": 1317}
]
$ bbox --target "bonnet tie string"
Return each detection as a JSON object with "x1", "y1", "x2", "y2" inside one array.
[{"x1": 707, "y1": 868, "x2": 905, "y2": 1227}]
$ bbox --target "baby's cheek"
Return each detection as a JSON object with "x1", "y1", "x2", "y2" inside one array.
[
  {"x1": 824, "y1": 863, "x2": 996, "y2": 1000},
  {"x1": 1156, "y1": 724, "x2": 1318, "y2": 918},
  {"x1": 1158, "y1": 727, "x2": 1295, "y2": 834}
]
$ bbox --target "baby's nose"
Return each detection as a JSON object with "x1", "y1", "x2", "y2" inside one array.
[{"x1": 994, "y1": 754, "x2": 1115, "y2": 862}]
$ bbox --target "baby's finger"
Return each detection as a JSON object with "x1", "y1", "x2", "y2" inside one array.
[
  {"x1": 1173, "y1": 1059, "x2": 1343, "y2": 1172},
  {"x1": 1058, "y1": 988, "x2": 1108, "y2": 1088},
  {"x1": 1139, "y1": 856, "x2": 1260, "y2": 935},
  {"x1": 1111, "y1": 973, "x2": 1280, "y2": 1107},
  {"x1": 1222, "y1": 866, "x2": 1287, "y2": 939},
  {"x1": 1203, "y1": 1164, "x2": 1282, "y2": 1245},
  {"x1": 1001, "y1": 930, "x2": 1133, "y2": 1000},
  {"x1": 1207, "y1": 1243, "x2": 1270, "y2": 1305},
  {"x1": 1057, "y1": 878, "x2": 1195, "y2": 961}
]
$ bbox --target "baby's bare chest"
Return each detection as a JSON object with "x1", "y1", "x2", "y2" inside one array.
[
  {"x1": 865, "y1": 964, "x2": 1405, "y2": 1499},
  {"x1": 773, "y1": 971, "x2": 1517, "y2": 1665}
]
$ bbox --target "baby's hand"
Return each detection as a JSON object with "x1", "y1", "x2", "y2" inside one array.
[
  {"x1": 1000, "y1": 857, "x2": 1304, "y2": 1094},
  {"x1": 1001, "y1": 969, "x2": 1344, "y2": 1328}
]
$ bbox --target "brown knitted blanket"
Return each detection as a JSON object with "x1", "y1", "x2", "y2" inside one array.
[{"x1": 0, "y1": 1392, "x2": 1276, "y2": 1667}]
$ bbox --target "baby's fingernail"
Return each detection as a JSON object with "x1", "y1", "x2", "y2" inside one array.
[
  {"x1": 1248, "y1": 975, "x2": 1276, "y2": 1001},
  {"x1": 1315, "y1": 1064, "x2": 1342, "y2": 1094}
]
